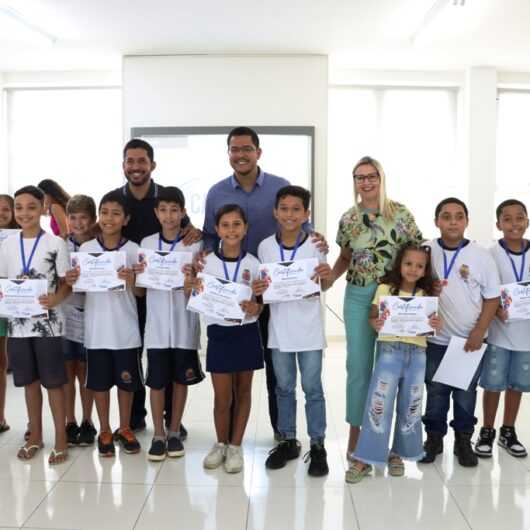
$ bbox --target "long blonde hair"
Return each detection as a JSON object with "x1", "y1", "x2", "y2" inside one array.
[{"x1": 352, "y1": 156, "x2": 397, "y2": 220}]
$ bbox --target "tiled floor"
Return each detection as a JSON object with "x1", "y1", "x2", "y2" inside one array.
[{"x1": 1, "y1": 340, "x2": 530, "y2": 529}]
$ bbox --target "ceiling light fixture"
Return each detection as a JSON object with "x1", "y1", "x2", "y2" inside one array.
[
  {"x1": 411, "y1": 0, "x2": 467, "y2": 45},
  {"x1": 0, "y1": 5, "x2": 57, "y2": 45}
]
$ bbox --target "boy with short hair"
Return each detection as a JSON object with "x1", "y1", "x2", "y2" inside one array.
[
  {"x1": 421, "y1": 197, "x2": 500, "y2": 467},
  {"x1": 475, "y1": 199, "x2": 530, "y2": 458},
  {"x1": 253, "y1": 185, "x2": 333, "y2": 476},
  {"x1": 66, "y1": 191, "x2": 144, "y2": 457},
  {"x1": 134, "y1": 186, "x2": 204, "y2": 462},
  {"x1": 0, "y1": 185, "x2": 71, "y2": 465},
  {"x1": 63, "y1": 194, "x2": 97, "y2": 446}
]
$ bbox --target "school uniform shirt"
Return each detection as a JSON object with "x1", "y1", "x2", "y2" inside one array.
[
  {"x1": 488, "y1": 240, "x2": 530, "y2": 351},
  {"x1": 0, "y1": 231, "x2": 69, "y2": 338},
  {"x1": 141, "y1": 233, "x2": 202, "y2": 349},
  {"x1": 258, "y1": 233, "x2": 327, "y2": 352},
  {"x1": 201, "y1": 250, "x2": 260, "y2": 327},
  {"x1": 62, "y1": 237, "x2": 86, "y2": 340},
  {"x1": 80, "y1": 238, "x2": 142, "y2": 350},
  {"x1": 426, "y1": 239, "x2": 500, "y2": 346}
]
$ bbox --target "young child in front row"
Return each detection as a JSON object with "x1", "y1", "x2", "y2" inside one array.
[
  {"x1": 475, "y1": 199, "x2": 530, "y2": 459},
  {"x1": 0, "y1": 193, "x2": 18, "y2": 434},
  {"x1": 185, "y1": 204, "x2": 263, "y2": 474},
  {"x1": 134, "y1": 187, "x2": 204, "y2": 462},
  {"x1": 66, "y1": 191, "x2": 144, "y2": 457},
  {"x1": 346, "y1": 243, "x2": 441, "y2": 483},
  {"x1": 63, "y1": 195, "x2": 97, "y2": 447},
  {"x1": 253, "y1": 185, "x2": 333, "y2": 477},
  {"x1": 421, "y1": 198, "x2": 500, "y2": 467},
  {"x1": 0, "y1": 186, "x2": 71, "y2": 464}
]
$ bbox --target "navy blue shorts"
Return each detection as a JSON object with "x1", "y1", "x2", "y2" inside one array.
[
  {"x1": 62, "y1": 339, "x2": 87, "y2": 362},
  {"x1": 146, "y1": 348, "x2": 205, "y2": 389},
  {"x1": 86, "y1": 348, "x2": 143, "y2": 392}
]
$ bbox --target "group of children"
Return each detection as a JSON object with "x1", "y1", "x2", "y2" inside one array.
[{"x1": 0, "y1": 185, "x2": 528, "y2": 481}]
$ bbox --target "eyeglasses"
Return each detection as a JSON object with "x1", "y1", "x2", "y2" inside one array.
[
  {"x1": 354, "y1": 173, "x2": 379, "y2": 183},
  {"x1": 228, "y1": 146, "x2": 257, "y2": 154}
]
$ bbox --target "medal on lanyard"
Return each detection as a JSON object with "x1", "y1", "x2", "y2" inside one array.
[
  {"x1": 279, "y1": 231, "x2": 303, "y2": 262},
  {"x1": 20, "y1": 230, "x2": 43, "y2": 278},
  {"x1": 221, "y1": 248, "x2": 243, "y2": 282},
  {"x1": 97, "y1": 237, "x2": 127, "y2": 251},
  {"x1": 158, "y1": 233, "x2": 183, "y2": 252},
  {"x1": 500, "y1": 239, "x2": 526, "y2": 282},
  {"x1": 440, "y1": 239, "x2": 465, "y2": 285}
]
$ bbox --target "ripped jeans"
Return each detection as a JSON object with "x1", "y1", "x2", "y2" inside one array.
[{"x1": 354, "y1": 341, "x2": 426, "y2": 468}]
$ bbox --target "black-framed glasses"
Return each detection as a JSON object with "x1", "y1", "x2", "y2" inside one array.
[{"x1": 353, "y1": 172, "x2": 379, "y2": 183}]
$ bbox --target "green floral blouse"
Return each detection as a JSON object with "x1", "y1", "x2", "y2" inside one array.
[{"x1": 336, "y1": 202, "x2": 423, "y2": 287}]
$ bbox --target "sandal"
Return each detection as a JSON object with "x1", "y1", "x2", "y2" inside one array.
[
  {"x1": 345, "y1": 460, "x2": 372, "y2": 484},
  {"x1": 388, "y1": 454, "x2": 405, "y2": 477},
  {"x1": 48, "y1": 448, "x2": 68, "y2": 466},
  {"x1": 0, "y1": 420, "x2": 10, "y2": 433},
  {"x1": 17, "y1": 443, "x2": 42, "y2": 460}
]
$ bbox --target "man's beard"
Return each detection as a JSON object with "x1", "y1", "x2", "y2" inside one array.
[{"x1": 126, "y1": 172, "x2": 151, "y2": 187}]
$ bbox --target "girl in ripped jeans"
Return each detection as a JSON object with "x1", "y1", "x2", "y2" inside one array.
[{"x1": 346, "y1": 244, "x2": 442, "y2": 483}]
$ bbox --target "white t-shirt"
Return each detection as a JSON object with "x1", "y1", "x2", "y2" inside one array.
[
  {"x1": 63, "y1": 236, "x2": 86, "y2": 333},
  {"x1": 488, "y1": 240, "x2": 530, "y2": 351},
  {"x1": 80, "y1": 238, "x2": 141, "y2": 350},
  {"x1": 258, "y1": 233, "x2": 327, "y2": 352},
  {"x1": 427, "y1": 239, "x2": 500, "y2": 346},
  {"x1": 141, "y1": 233, "x2": 202, "y2": 350},
  {"x1": 0, "y1": 230, "x2": 69, "y2": 338},
  {"x1": 201, "y1": 250, "x2": 260, "y2": 327}
]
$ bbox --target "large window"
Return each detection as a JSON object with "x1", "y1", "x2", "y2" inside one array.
[
  {"x1": 6, "y1": 87, "x2": 123, "y2": 204},
  {"x1": 328, "y1": 86, "x2": 464, "y2": 241}
]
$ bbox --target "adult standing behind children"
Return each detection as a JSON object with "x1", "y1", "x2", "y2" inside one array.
[
  {"x1": 38, "y1": 179, "x2": 70, "y2": 238},
  {"x1": 202, "y1": 127, "x2": 328, "y2": 438},
  {"x1": 330, "y1": 156, "x2": 423, "y2": 466}
]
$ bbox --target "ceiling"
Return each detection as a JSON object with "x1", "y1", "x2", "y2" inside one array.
[{"x1": 1, "y1": 0, "x2": 530, "y2": 73}]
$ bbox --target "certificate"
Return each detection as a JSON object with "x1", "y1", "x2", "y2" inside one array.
[
  {"x1": 432, "y1": 336, "x2": 487, "y2": 390},
  {"x1": 258, "y1": 258, "x2": 320, "y2": 304},
  {"x1": 0, "y1": 279, "x2": 48, "y2": 319},
  {"x1": 379, "y1": 296, "x2": 438, "y2": 337},
  {"x1": 0, "y1": 229, "x2": 21, "y2": 247},
  {"x1": 71, "y1": 251, "x2": 126, "y2": 292},
  {"x1": 63, "y1": 304, "x2": 84, "y2": 343},
  {"x1": 135, "y1": 248, "x2": 192, "y2": 290},
  {"x1": 500, "y1": 281, "x2": 530, "y2": 321},
  {"x1": 186, "y1": 273, "x2": 253, "y2": 324}
]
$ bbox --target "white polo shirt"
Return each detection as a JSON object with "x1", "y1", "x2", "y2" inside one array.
[
  {"x1": 258, "y1": 233, "x2": 327, "y2": 352},
  {"x1": 80, "y1": 238, "x2": 141, "y2": 350},
  {"x1": 426, "y1": 239, "x2": 500, "y2": 346}
]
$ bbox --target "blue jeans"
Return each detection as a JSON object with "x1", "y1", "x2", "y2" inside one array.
[
  {"x1": 423, "y1": 342, "x2": 481, "y2": 435},
  {"x1": 354, "y1": 341, "x2": 426, "y2": 468},
  {"x1": 271, "y1": 349, "x2": 326, "y2": 444}
]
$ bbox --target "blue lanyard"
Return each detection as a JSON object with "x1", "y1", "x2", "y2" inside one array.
[
  {"x1": 158, "y1": 233, "x2": 183, "y2": 252},
  {"x1": 97, "y1": 237, "x2": 127, "y2": 252},
  {"x1": 68, "y1": 236, "x2": 80, "y2": 252},
  {"x1": 440, "y1": 239, "x2": 465, "y2": 280},
  {"x1": 279, "y1": 231, "x2": 303, "y2": 262},
  {"x1": 20, "y1": 230, "x2": 43, "y2": 276},
  {"x1": 500, "y1": 239, "x2": 526, "y2": 282},
  {"x1": 221, "y1": 250, "x2": 243, "y2": 282}
]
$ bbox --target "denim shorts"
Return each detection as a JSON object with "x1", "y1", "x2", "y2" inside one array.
[{"x1": 480, "y1": 344, "x2": 530, "y2": 392}]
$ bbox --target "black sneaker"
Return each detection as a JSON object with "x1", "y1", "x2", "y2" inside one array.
[
  {"x1": 167, "y1": 436, "x2": 185, "y2": 458},
  {"x1": 474, "y1": 427, "x2": 496, "y2": 458},
  {"x1": 305, "y1": 443, "x2": 329, "y2": 477},
  {"x1": 115, "y1": 428, "x2": 141, "y2": 454},
  {"x1": 98, "y1": 431, "x2": 115, "y2": 457},
  {"x1": 498, "y1": 426, "x2": 528, "y2": 458},
  {"x1": 454, "y1": 431, "x2": 478, "y2": 467},
  {"x1": 419, "y1": 432, "x2": 444, "y2": 464},
  {"x1": 78, "y1": 421, "x2": 97, "y2": 447},
  {"x1": 147, "y1": 438, "x2": 166, "y2": 462},
  {"x1": 179, "y1": 424, "x2": 188, "y2": 441},
  {"x1": 265, "y1": 439, "x2": 301, "y2": 470},
  {"x1": 66, "y1": 422, "x2": 80, "y2": 446}
]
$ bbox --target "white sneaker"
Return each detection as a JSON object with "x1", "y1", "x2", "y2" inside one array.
[
  {"x1": 224, "y1": 444, "x2": 244, "y2": 473},
  {"x1": 203, "y1": 442, "x2": 226, "y2": 469}
]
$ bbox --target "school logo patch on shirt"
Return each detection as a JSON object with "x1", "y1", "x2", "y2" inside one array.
[
  {"x1": 459, "y1": 264, "x2": 470, "y2": 281},
  {"x1": 242, "y1": 269, "x2": 251, "y2": 284}
]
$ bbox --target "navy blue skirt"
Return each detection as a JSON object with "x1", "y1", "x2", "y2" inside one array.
[{"x1": 206, "y1": 322, "x2": 264, "y2": 373}]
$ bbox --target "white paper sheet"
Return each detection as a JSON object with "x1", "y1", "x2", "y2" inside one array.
[{"x1": 432, "y1": 336, "x2": 487, "y2": 390}]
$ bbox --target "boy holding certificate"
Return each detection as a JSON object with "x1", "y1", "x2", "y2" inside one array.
[
  {"x1": 0, "y1": 186, "x2": 70, "y2": 465},
  {"x1": 421, "y1": 198, "x2": 500, "y2": 467},
  {"x1": 253, "y1": 186, "x2": 333, "y2": 476},
  {"x1": 66, "y1": 191, "x2": 144, "y2": 457},
  {"x1": 475, "y1": 199, "x2": 530, "y2": 459},
  {"x1": 134, "y1": 187, "x2": 204, "y2": 462}
]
